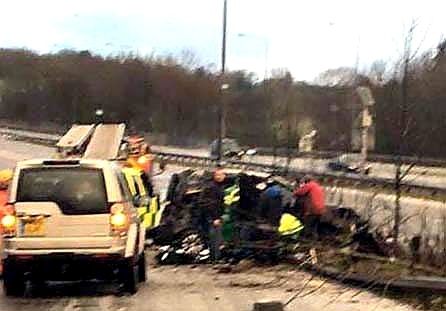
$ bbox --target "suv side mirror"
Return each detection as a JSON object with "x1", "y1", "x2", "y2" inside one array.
[
  {"x1": 133, "y1": 195, "x2": 142, "y2": 207},
  {"x1": 133, "y1": 195, "x2": 150, "y2": 207}
]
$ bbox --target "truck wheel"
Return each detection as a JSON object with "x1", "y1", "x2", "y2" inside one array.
[
  {"x1": 138, "y1": 253, "x2": 147, "y2": 283},
  {"x1": 3, "y1": 267, "x2": 25, "y2": 297},
  {"x1": 122, "y1": 258, "x2": 139, "y2": 294}
]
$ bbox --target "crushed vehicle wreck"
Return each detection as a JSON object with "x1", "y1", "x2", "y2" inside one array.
[
  {"x1": 149, "y1": 168, "x2": 304, "y2": 264},
  {"x1": 148, "y1": 167, "x2": 395, "y2": 266},
  {"x1": 149, "y1": 168, "x2": 446, "y2": 297}
]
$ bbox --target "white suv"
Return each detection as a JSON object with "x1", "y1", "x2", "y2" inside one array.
[{"x1": 1, "y1": 159, "x2": 146, "y2": 296}]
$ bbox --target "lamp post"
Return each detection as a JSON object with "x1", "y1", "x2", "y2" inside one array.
[
  {"x1": 95, "y1": 108, "x2": 104, "y2": 124},
  {"x1": 216, "y1": 0, "x2": 228, "y2": 164}
]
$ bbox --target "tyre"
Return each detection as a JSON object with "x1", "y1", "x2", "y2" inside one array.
[
  {"x1": 3, "y1": 264, "x2": 25, "y2": 297},
  {"x1": 138, "y1": 253, "x2": 146, "y2": 283},
  {"x1": 122, "y1": 258, "x2": 139, "y2": 294}
]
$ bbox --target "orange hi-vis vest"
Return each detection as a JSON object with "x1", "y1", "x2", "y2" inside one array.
[
  {"x1": 137, "y1": 155, "x2": 153, "y2": 175},
  {"x1": 127, "y1": 155, "x2": 153, "y2": 175}
]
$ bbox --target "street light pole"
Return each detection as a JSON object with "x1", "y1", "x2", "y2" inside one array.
[{"x1": 217, "y1": 0, "x2": 227, "y2": 164}]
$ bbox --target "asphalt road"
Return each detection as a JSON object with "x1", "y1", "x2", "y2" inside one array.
[{"x1": 0, "y1": 137, "x2": 418, "y2": 311}]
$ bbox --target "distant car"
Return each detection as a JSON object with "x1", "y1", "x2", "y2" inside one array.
[
  {"x1": 327, "y1": 153, "x2": 371, "y2": 175},
  {"x1": 210, "y1": 138, "x2": 254, "y2": 159}
]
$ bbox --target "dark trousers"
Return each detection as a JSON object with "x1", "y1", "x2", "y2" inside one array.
[
  {"x1": 292, "y1": 197, "x2": 307, "y2": 219},
  {"x1": 195, "y1": 212, "x2": 222, "y2": 261},
  {"x1": 209, "y1": 225, "x2": 223, "y2": 262},
  {"x1": 303, "y1": 215, "x2": 321, "y2": 240},
  {"x1": 294, "y1": 197, "x2": 321, "y2": 239}
]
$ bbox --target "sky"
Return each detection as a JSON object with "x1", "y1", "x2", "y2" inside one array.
[{"x1": 0, "y1": 0, "x2": 444, "y2": 81}]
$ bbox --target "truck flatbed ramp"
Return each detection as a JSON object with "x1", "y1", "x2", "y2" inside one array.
[
  {"x1": 83, "y1": 123, "x2": 126, "y2": 160},
  {"x1": 56, "y1": 124, "x2": 95, "y2": 149}
]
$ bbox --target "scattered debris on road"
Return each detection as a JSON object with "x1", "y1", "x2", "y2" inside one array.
[{"x1": 148, "y1": 167, "x2": 446, "y2": 298}]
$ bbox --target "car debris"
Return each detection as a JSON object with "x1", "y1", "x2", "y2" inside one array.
[
  {"x1": 148, "y1": 167, "x2": 446, "y2": 296},
  {"x1": 149, "y1": 168, "x2": 391, "y2": 264},
  {"x1": 327, "y1": 153, "x2": 371, "y2": 175},
  {"x1": 209, "y1": 138, "x2": 257, "y2": 160}
]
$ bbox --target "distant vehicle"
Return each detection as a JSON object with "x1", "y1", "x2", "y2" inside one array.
[
  {"x1": 1, "y1": 159, "x2": 146, "y2": 296},
  {"x1": 327, "y1": 153, "x2": 371, "y2": 175},
  {"x1": 209, "y1": 138, "x2": 256, "y2": 159}
]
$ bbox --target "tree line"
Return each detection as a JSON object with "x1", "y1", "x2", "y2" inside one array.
[{"x1": 0, "y1": 43, "x2": 445, "y2": 157}]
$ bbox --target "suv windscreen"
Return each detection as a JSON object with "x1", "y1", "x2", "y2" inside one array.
[{"x1": 16, "y1": 167, "x2": 108, "y2": 215}]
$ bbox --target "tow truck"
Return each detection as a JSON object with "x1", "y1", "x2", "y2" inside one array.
[{"x1": 54, "y1": 123, "x2": 161, "y2": 232}]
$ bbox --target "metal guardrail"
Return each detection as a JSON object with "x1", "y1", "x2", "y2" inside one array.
[
  {"x1": 2, "y1": 127, "x2": 446, "y2": 199},
  {"x1": 2, "y1": 125, "x2": 446, "y2": 167},
  {"x1": 255, "y1": 147, "x2": 446, "y2": 167},
  {"x1": 152, "y1": 152, "x2": 446, "y2": 199}
]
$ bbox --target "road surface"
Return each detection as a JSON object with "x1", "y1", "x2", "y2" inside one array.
[{"x1": 0, "y1": 137, "x2": 418, "y2": 311}]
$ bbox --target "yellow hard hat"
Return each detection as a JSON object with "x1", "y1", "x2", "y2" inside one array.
[
  {"x1": 0, "y1": 169, "x2": 13, "y2": 184},
  {"x1": 278, "y1": 213, "x2": 304, "y2": 236}
]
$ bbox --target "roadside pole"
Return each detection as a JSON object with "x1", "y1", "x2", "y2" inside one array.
[{"x1": 217, "y1": 0, "x2": 228, "y2": 164}]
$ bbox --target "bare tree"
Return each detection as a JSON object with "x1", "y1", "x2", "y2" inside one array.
[{"x1": 393, "y1": 20, "x2": 425, "y2": 243}]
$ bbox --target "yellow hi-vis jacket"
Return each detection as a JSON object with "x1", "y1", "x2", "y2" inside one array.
[{"x1": 122, "y1": 166, "x2": 160, "y2": 230}]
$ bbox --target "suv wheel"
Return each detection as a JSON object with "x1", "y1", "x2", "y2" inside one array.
[
  {"x1": 138, "y1": 253, "x2": 146, "y2": 283},
  {"x1": 122, "y1": 258, "x2": 139, "y2": 294},
  {"x1": 3, "y1": 266, "x2": 25, "y2": 297}
]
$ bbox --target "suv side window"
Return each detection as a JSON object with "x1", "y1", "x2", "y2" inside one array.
[{"x1": 116, "y1": 170, "x2": 133, "y2": 203}]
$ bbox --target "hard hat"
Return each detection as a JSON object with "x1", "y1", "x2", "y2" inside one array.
[
  {"x1": 278, "y1": 213, "x2": 304, "y2": 236},
  {"x1": 0, "y1": 169, "x2": 13, "y2": 184}
]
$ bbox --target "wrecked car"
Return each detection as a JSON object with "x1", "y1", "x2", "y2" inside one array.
[
  {"x1": 209, "y1": 138, "x2": 256, "y2": 159},
  {"x1": 327, "y1": 153, "x2": 371, "y2": 175}
]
